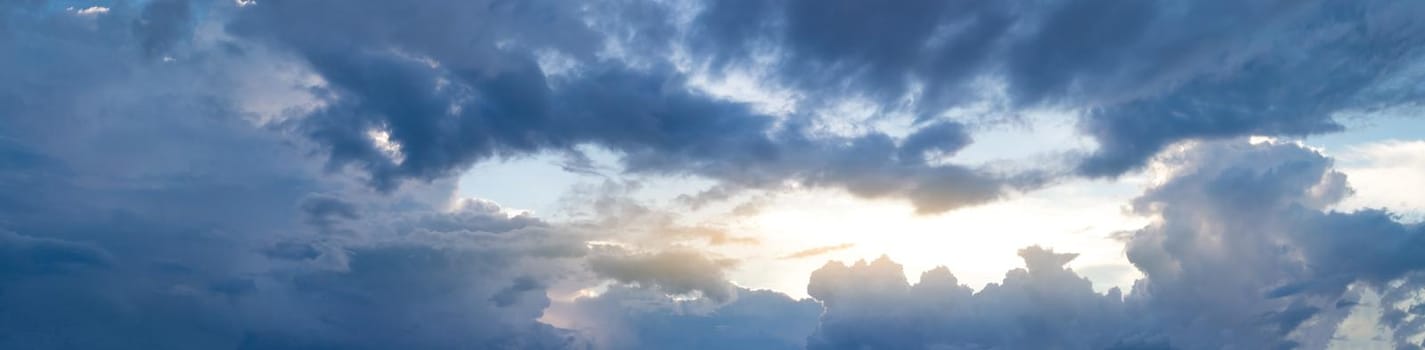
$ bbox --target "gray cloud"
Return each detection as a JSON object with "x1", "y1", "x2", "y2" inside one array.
[
  {"x1": 806, "y1": 250, "x2": 1145, "y2": 349},
  {"x1": 216, "y1": 0, "x2": 1028, "y2": 213},
  {"x1": 131, "y1": 0, "x2": 191, "y2": 59},
  {"x1": 4, "y1": 0, "x2": 1423, "y2": 218},
  {"x1": 210, "y1": 0, "x2": 1425, "y2": 214},
  {"x1": 299, "y1": 193, "x2": 361, "y2": 229},
  {"x1": 0, "y1": 230, "x2": 112, "y2": 281},
  {"x1": 689, "y1": 0, "x2": 1425, "y2": 176},
  {"x1": 557, "y1": 180, "x2": 764, "y2": 247},
  {"x1": 589, "y1": 249, "x2": 739, "y2": 303},
  {"x1": 0, "y1": 2, "x2": 590, "y2": 348},
  {"x1": 554, "y1": 286, "x2": 822, "y2": 350},
  {"x1": 1120, "y1": 140, "x2": 1425, "y2": 348},
  {"x1": 392, "y1": 198, "x2": 547, "y2": 235}
]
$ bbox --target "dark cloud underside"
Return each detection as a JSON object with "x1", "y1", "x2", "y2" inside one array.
[{"x1": 691, "y1": 0, "x2": 1425, "y2": 176}]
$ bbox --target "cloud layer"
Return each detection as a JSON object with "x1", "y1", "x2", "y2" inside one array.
[
  {"x1": 2, "y1": 0, "x2": 1424, "y2": 349},
  {"x1": 691, "y1": 0, "x2": 1425, "y2": 176},
  {"x1": 223, "y1": 0, "x2": 1020, "y2": 213},
  {"x1": 796, "y1": 140, "x2": 1425, "y2": 349}
]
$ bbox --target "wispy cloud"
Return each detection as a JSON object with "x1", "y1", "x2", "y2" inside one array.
[
  {"x1": 781, "y1": 243, "x2": 856, "y2": 260},
  {"x1": 67, "y1": 6, "x2": 110, "y2": 16}
]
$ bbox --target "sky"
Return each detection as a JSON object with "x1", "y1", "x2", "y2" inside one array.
[{"x1": 3, "y1": 0, "x2": 1425, "y2": 349}]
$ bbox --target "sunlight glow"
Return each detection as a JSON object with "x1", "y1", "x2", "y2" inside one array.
[{"x1": 725, "y1": 179, "x2": 1150, "y2": 298}]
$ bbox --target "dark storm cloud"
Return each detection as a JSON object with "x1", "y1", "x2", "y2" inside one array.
[
  {"x1": 4, "y1": 0, "x2": 1421, "y2": 217},
  {"x1": 690, "y1": 0, "x2": 1425, "y2": 176},
  {"x1": 557, "y1": 72, "x2": 1017, "y2": 212},
  {"x1": 210, "y1": 0, "x2": 1425, "y2": 214},
  {"x1": 0, "y1": 3, "x2": 591, "y2": 348},
  {"x1": 693, "y1": 0, "x2": 1013, "y2": 114},
  {"x1": 220, "y1": 0, "x2": 1024, "y2": 213}
]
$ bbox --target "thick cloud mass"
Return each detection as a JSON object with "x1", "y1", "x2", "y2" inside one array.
[
  {"x1": 806, "y1": 250, "x2": 1142, "y2": 349},
  {"x1": 206, "y1": 0, "x2": 1425, "y2": 211},
  {"x1": 1121, "y1": 141, "x2": 1425, "y2": 348},
  {"x1": 222, "y1": 0, "x2": 1018, "y2": 213},
  {"x1": 3, "y1": 0, "x2": 1422, "y2": 211},
  {"x1": 0, "y1": 2, "x2": 586, "y2": 348},
  {"x1": 801, "y1": 140, "x2": 1425, "y2": 349},
  {"x1": 62, "y1": 0, "x2": 1410, "y2": 214},
  {"x1": 692, "y1": 0, "x2": 1425, "y2": 176}
]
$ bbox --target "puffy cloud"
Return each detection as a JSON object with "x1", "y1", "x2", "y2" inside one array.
[
  {"x1": 1121, "y1": 140, "x2": 1425, "y2": 348},
  {"x1": 800, "y1": 140, "x2": 1425, "y2": 349},
  {"x1": 552, "y1": 286, "x2": 822, "y2": 350},
  {"x1": 806, "y1": 250, "x2": 1143, "y2": 350}
]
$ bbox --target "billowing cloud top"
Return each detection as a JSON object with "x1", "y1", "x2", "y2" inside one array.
[{"x1": 2, "y1": 0, "x2": 1425, "y2": 349}]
